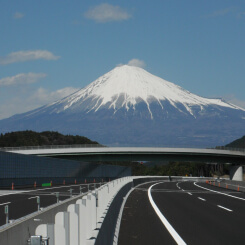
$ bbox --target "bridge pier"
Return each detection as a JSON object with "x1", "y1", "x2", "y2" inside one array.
[{"x1": 230, "y1": 165, "x2": 244, "y2": 181}]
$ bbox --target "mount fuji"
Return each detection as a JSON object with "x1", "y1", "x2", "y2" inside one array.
[{"x1": 1, "y1": 65, "x2": 245, "y2": 147}]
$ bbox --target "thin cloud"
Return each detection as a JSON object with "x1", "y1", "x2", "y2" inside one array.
[
  {"x1": 0, "y1": 50, "x2": 60, "y2": 65},
  {"x1": 0, "y1": 73, "x2": 47, "y2": 86},
  {"x1": 128, "y1": 59, "x2": 146, "y2": 68},
  {"x1": 0, "y1": 86, "x2": 79, "y2": 120},
  {"x1": 84, "y1": 3, "x2": 131, "y2": 23},
  {"x1": 223, "y1": 94, "x2": 245, "y2": 109},
  {"x1": 237, "y1": 11, "x2": 245, "y2": 18},
  {"x1": 13, "y1": 12, "x2": 24, "y2": 19},
  {"x1": 204, "y1": 7, "x2": 237, "y2": 18},
  {"x1": 32, "y1": 87, "x2": 79, "y2": 103}
]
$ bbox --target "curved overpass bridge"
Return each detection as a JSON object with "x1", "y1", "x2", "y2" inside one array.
[{"x1": 6, "y1": 146, "x2": 245, "y2": 164}]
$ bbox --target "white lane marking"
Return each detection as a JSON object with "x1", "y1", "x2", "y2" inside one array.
[
  {"x1": 148, "y1": 183, "x2": 187, "y2": 245},
  {"x1": 197, "y1": 197, "x2": 206, "y2": 201},
  {"x1": 187, "y1": 192, "x2": 192, "y2": 195},
  {"x1": 217, "y1": 205, "x2": 233, "y2": 212},
  {"x1": 194, "y1": 182, "x2": 245, "y2": 201},
  {"x1": 0, "y1": 202, "x2": 11, "y2": 206},
  {"x1": 28, "y1": 196, "x2": 39, "y2": 200}
]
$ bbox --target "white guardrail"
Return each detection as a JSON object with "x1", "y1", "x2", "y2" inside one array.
[{"x1": 28, "y1": 177, "x2": 133, "y2": 245}]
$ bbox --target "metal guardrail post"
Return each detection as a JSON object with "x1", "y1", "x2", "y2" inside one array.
[
  {"x1": 37, "y1": 196, "x2": 40, "y2": 211},
  {"x1": 56, "y1": 192, "x2": 59, "y2": 203},
  {"x1": 69, "y1": 189, "x2": 73, "y2": 198},
  {"x1": 5, "y1": 205, "x2": 9, "y2": 224}
]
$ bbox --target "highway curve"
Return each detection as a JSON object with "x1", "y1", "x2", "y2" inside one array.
[{"x1": 118, "y1": 180, "x2": 245, "y2": 245}]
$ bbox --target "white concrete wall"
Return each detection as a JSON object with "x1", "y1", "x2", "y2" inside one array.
[
  {"x1": 35, "y1": 177, "x2": 132, "y2": 245},
  {"x1": 230, "y1": 166, "x2": 244, "y2": 181}
]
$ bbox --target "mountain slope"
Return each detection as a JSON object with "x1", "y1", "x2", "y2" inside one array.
[
  {"x1": 0, "y1": 65, "x2": 245, "y2": 147},
  {"x1": 225, "y1": 135, "x2": 245, "y2": 149}
]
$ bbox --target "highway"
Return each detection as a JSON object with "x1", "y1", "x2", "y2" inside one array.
[
  {"x1": 119, "y1": 180, "x2": 245, "y2": 245},
  {"x1": 0, "y1": 183, "x2": 101, "y2": 227}
]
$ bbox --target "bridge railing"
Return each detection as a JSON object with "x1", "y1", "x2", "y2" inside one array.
[
  {"x1": 0, "y1": 144, "x2": 105, "y2": 151},
  {"x1": 1, "y1": 144, "x2": 245, "y2": 153},
  {"x1": 214, "y1": 146, "x2": 245, "y2": 153}
]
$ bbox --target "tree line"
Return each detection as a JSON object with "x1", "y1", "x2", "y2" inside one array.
[
  {"x1": 103, "y1": 161, "x2": 230, "y2": 177},
  {"x1": 0, "y1": 130, "x2": 99, "y2": 147}
]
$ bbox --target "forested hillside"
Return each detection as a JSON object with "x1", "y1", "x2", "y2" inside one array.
[
  {"x1": 225, "y1": 135, "x2": 245, "y2": 149},
  {"x1": 0, "y1": 130, "x2": 99, "y2": 147}
]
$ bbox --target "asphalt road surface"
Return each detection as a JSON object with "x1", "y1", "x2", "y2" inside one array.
[
  {"x1": 118, "y1": 180, "x2": 245, "y2": 245},
  {"x1": 0, "y1": 182, "x2": 101, "y2": 227}
]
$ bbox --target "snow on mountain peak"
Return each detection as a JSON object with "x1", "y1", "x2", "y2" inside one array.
[{"x1": 58, "y1": 65, "x2": 243, "y2": 118}]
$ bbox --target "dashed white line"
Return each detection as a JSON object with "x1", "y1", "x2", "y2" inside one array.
[
  {"x1": 194, "y1": 182, "x2": 245, "y2": 201},
  {"x1": 148, "y1": 182, "x2": 187, "y2": 245},
  {"x1": 187, "y1": 192, "x2": 192, "y2": 195},
  {"x1": 217, "y1": 205, "x2": 233, "y2": 212},
  {"x1": 197, "y1": 197, "x2": 206, "y2": 201},
  {"x1": 0, "y1": 202, "x2": 11, "y2": 206}
]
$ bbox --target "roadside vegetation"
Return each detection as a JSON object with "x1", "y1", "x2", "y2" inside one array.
[
  {"x1": 0, "y1": 130, "x2": 99, "y2": 147},
  {"x1": 103, "y1": 161, "x2": 230, "y2": 177},
  {"x1": 225, "y1": 135, "x2": 245, "y2": 149}
]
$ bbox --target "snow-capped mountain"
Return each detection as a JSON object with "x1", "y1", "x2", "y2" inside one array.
[
  {"x1": 23, "y1": 65, "x2": 243, "y2": 118},
  {"x1": 0, "y1": 65, "x2": 245, "y2": 147}
]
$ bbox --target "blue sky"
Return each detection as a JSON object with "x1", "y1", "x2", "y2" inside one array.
[{"x1": 0, "y1": 0, "x2": 245, "y2": 119}]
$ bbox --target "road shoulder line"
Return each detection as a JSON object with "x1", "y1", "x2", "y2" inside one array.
[{"x1": 148, "y1": 182, "x2": 187, "y2": 245}]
